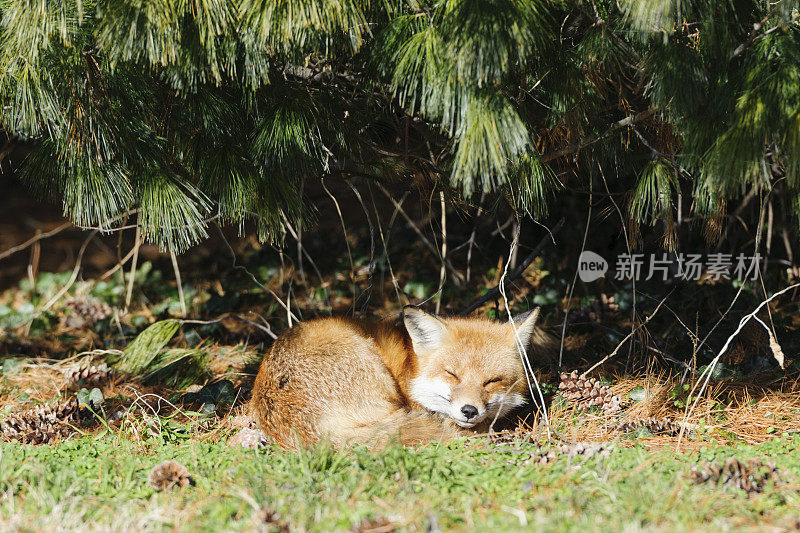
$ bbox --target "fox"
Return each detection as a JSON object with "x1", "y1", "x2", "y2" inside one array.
[{"x1": 249, "y1": 306, "x2": 552, "y2": 448}]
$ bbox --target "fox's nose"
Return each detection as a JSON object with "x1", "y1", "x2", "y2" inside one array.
[{"x1": 460, "y1": 404, "x2": 479, "y2": 420}]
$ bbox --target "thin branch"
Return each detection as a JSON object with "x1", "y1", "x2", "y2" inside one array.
[
  {"x1": 677, "y1": 281, "x2": 800, "y2": 449},
  {"x1": 0, "y1": 222, "x2": 73, "y2": 260},
  {"x1": 321, "y1": 178, "x2": 356, "y2": 311},
  {"x1": 24, "y1": 230, "x2": 99, "y2": 328},
  {"x1": 598, "y1": 164, "x2": 638, "y2": 369},
  {"x1": 730, "y1": 10, "x2": 782, "y2": 60},
  {"x1": 215, "y1": 225, "x2": 299, "y2": 324},
  {"x1": 0, "y1": 138, "x2": 17, "y2": 165},
  {"x1": 124, "y1": 224, "x2": 141, "y2": 313},
  {"x1": 346, "y1": 180, "x2": 377, "y2": 315},
  {"x1": 542, "y1": 109, "x2": 657, "y2": 163},
  {"x1": 170, "y1": 250, "x2": 187, "y2": 317},
  {"x1": 581, "y1": 289, "x2": 674, "y2": 377},
  {"x1": 695, "y1": 192, "x2": 768, "y2": 354},
  {"x1": 497, "y1": 220, "x2": 551, "y2": 439},
  {"x1": 465, "y1": 192, "x2": 486, "y2": 283},
  {"x1": 377, "y1": 183, "x2": 465, "y2": 285},
  {"x1": 369, "y1": 185, "x2": 405, "y2": 305},
  {"x1": 182, "y1": 314, "x2": 277, "y2": 340},
  {"x1": 435, "y1": 191, "x2": 447, "y2": 315},
  {"x1": 460, "y1": 218, "x2": 565, "y2": 316},
  {"x1": 560, "y1": 176, "x2": 593, "y2": 366},
  {"x1": 99, "y1": 245, "x2": 138, "y2": 280}
]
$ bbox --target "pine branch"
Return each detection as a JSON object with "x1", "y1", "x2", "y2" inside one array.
[
  {"x1": 730, "y1": 9, "x2": 782, "y2": 60},
  {"x1": 542, "y1": 108, "x2": 657, "y2": 163}
]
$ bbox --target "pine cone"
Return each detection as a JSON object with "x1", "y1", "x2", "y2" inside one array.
[
  {"x1": 352, "y1": 517, "x2": 396, "y2": 533},
  {"x1": 525, "y1": 442, "x2": 613, "y2": 465},
  {"x1": 615, "y1": 417, "x2": 692, "y2": 437},
  {"x1": 148, "y1": 460, "x2": 193, "y2": 490},
  {"x1": 484, "y1": 428, "x2": 530, "y2": 445},
  {"x1": 62, "y1": 361, "x2": 116, "y2": 388},
  {"x1": 689, "y1": 457, "x2": 782, "y2": 494},
  {"x1": 0, "y1": 397, "x2": 82, "y2": 445},
  {"x1": 65, "y1": 297, "x2": 115, "y2": 325},
  {"x1": 558, "y1": 371, "x2": 621, "y2": 412},
  {"x1": 258, "y1": 507, "x2": 289, "y2": 532}
]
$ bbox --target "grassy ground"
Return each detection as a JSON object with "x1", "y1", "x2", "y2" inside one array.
[
  {"x1": 2, "y1": 432, "x2": 800, "y2": 532},
  {"x1": 1, "y1": 185, "x2": 799, "y2": 532}
]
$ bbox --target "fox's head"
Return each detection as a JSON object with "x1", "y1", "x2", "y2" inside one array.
[{"x1": 404, "y1": 307, "x2": 545, "y2": 429}]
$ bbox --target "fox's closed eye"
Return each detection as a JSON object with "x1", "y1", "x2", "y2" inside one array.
[
  {"x1": 483, "y1": 377, "x2": 502, "y2": 386},
  {"x1": 445, "y1": 370, "x2": 459, "y2": 380}
]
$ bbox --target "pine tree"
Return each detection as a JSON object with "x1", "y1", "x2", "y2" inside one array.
[{"x1": 1, "y1": 0, "x2": 798, "y2": 251}]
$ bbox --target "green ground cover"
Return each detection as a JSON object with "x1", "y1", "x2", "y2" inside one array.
[{"x1": 2, "y1": 434, "x2": 799, "y2": 532}]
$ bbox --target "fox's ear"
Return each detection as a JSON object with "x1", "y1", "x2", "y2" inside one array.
[
  {"x1": 510, "y1": 307, "x2": 541, "y2": 349},
  {"x1": 403, "y1": 307, "x2": 448, "y2": 353}
]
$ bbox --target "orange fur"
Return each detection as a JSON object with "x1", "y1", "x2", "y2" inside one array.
[{"x1": 249, "y1": 309, "x2": 550, "y2": 448}]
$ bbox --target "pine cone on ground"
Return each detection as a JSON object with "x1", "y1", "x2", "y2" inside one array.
[
  {"x1": 615, "y1": 417, "x2": 692, "y2": 437},
  {"x1": 689, "y1": 457, "x2": 782, "y2": 494},
  {"x1": 0, "y1": 397, "x2": 82, "y2": 445},
  {"x1": 148, "y1": 460, "x2": 193, "y2": 490},
  {"x1": 61, "y1": 361, "x2": 116, "y2": 388},
  {"x1": 525, "y1": 442, "x2": 613, "y2": 465},
  {"x1": 258, "y1": 507, "x2": 289, "y2": 532},
  {"x1": 352, "y1": 517, "x2": 396, "y2": 533},
  {"x1": 64, "y1": 297, "x2": 115, "y2": 325},
  {"x1": 558, "y1": 371, "x2": 621, "y2": 412},
  {"x1": 484, "y1": 428, "x2": 535, "y2": 445}
]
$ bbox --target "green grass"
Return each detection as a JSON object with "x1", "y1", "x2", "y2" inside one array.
[{"x1": 2, "y1": 434, "x2": 800, "y2": 532}]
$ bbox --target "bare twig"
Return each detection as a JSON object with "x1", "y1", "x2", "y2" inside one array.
[
  {"x1": 0, "y1": 138, "x2": 18, "y2": 166},
  {"x1": 377, "y1": 183, "x2": 465, "y2": 285},
  {"x1": 369, "y1": 185, "x2": 404, "y2": 305},
  {"x1": 170, "y1": 250, "x2": 187, "y2": 317},
  {"x1": 677, "y1": 281, "x2": 800, "y2": 449},
  {"x1": 322, "y1": 178, "x2": 356, "y2": 311},
  {"x1": 581, "y1": 289, "x2": 674, "y2": 377},
  {"x1": 100, "y1": 245, "x2": 138, "y2": 280},
  {"x1": 346, "y1": 180, "x2": 376, "y2": 314},
  {"x1": 695, "y1": 192, "x2": 768, "y2": 354},
  {"x1": 542, "y1": 109, "x2": 656, "y2": 163},
  {"x1": 465, "y1": 192, "x2": 486, "y2": 283},
  {"x1": 215, "y1": 225, "x2": 299, "y2": 324},
  {"x1": 181, "y1": 314, "x2": 277, "y2": 340},
  {"x1": 124, "y1": 224, "x2": 141, "y2": 312},
  {"x1": 27, "y1": 230, "x2": 41, "y2": 302},
  {"x1": 560, "y1": 177, "x2": 593, "y2": 366},
  {"x1": 435, "y1": 191, "x2": 447, "y2": 315},
  {"x1": 460, "y1": 218, "x2": 565, "y2": 316},
  {"x1": 497, "y1": 220, "x2": 551, "y2": 439},
  {"x1": 281, "y1": 213, "x2": 328, "y2": 301},
  {"x1": 730, "y1": 9, "x2": 782, "y2": 59},
  {"x1": 598, "y1": 165, "x2": 637, "y2": 368},
  {"x1": 0, "y1": 222, "x2": 73, "y2": 260},
  {"x1": 26, "y1": 230, "x2": 99, "y2": 326}
]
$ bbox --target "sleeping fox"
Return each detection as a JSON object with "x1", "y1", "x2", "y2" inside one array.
[{"x1": 249, "y1": 307, "x2": 551, "y2": 448}]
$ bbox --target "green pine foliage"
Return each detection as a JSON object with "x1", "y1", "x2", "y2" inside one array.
[{"x1": 1, "y1": 0, "x2": 799, "y2": 251}]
